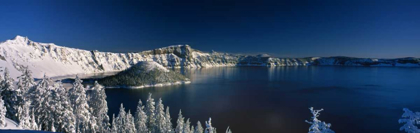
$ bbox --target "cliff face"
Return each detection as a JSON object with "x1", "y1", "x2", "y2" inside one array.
[{"x1": 0, "y1": 36, "x2": 418, "y2": 79}]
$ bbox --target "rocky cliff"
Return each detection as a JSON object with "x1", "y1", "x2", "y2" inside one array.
[{"x1": 0, "y1": 36, "x2": 418, "y2": 79}]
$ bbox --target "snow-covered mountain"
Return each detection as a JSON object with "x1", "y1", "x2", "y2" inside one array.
[
  {"x1": 0, "y1": 35, "x2": 419, "y2": 79},
  {"x1": 0, "y1": 36, "x2": 308, "y2": 79}
]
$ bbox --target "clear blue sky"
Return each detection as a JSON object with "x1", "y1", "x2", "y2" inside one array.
[{"x1": 1, "y1": 0, "x2": 420, "y2": 58}]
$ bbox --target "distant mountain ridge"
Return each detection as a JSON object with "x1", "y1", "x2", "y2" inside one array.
[{"x1": 0, "y1": 35, "x2": 419, "y2": 79}]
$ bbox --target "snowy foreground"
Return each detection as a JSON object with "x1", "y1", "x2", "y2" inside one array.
[
  {"x1": 1, "y1": 35, "x2": 419, "y2": 80},
  {"x1": 0, "y1": 67, "x2": 229, "y2": 133},
  {"x1": 0, "y1": 118, "x2": 20, "y2": 130}
]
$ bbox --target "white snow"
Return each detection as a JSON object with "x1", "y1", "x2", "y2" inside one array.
[
  {"x1": 0, "y1": 118, "x2": 21, "y2": 130},
  {"x1": 137, "y1": 61, "x2": 170, "y2": 72},
  {"x1": 0, "y1": 36, "x2": 185, "y2": 79}
]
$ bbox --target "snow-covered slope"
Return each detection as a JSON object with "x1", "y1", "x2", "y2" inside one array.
[
  {"x1": 0, "y1": 36, "x2": 419, "y2": 79},
  {"x1": 0, "y1": 36, "x2": 307, "y2": 79},
  {"x1": 0, "y1": 118, "x2": 21, "y2": 130},
  {"x1": 0, "y1": 36, "x2": 186, "y2": 79}
]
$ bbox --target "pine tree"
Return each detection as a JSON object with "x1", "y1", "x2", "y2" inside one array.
[
  {"x1": 225, "y1": 127, "x2": 232, "y2": 133},
  {"x1": 155, "y1": 98, "x2": 166, "y2": 133},
  {"x1": 126, "y1": 110, "x2": 137, "y2": 133},
  {"x1": 135, "y1": 100, "x2": 149, "y2": 133},
  {"x1": 51, "y1": 81, "x2": 76, "y2": 133},
  {"x1": 399, "y1": 108, "x2": 420, "y2": 133},
  {"x1": 195, "y1": 121, "x2": 204, "y2": 133},
  {"x1": 0, "y1": 96, "x2": 7, "y2": 127},
  {"x1": 176, "y1": 110, "x2": 185, "y2": 133},
  {"x1": 15, "y1": 77, "x2": 28, "y2": 123},
  {"x1": 15, "y1": 67, "x2": 34, "y2": 126},
  {"x1": 165, "y1": 107, "x2": 173, "y2": 133},
  {"x1": 184, "y1": 118, "x2": 191, "y2": 133},
  {"x1": 19, "y1": 66, "x2": 35, "y2": 101},
  {"x1": 88, "y1": 81, "x2": 110, "y2": 132},
  {"x1": 111, "y1": 114, "x2": 117, "y2": 133},
  {"x1": 146, "y1": 93, "x2": 156, "y2": 131},
  {"x1": 69, "y1": 75, "x2": 96, "y2": 132},
  {"x1": 205, "y1": 118, "x2": 216, "y2": 133},
  {"x1": 18, "y1": 100, "x2": 31, "y2": 129},
  {"x1": 29, "y1": 109, "x2": 39, "y2": 130},
  {"x1": 31, "y1": 75, "x2": 53, "y2": 130},
  {"x1": 1, "y1": 67, "x2": 19, "y2": 121},
  {"x1": 20, "y1": 66, "x2": 35, "y2": 93},
  {"x1": 305, "y1": 107, "x2": 335, "y2": 133},
  {"x1": 116, "y1": 103, "x2": 127, "y2": 132},
  {"x1": 0, "y1": 70, "x2": 3, "y2": 94}
]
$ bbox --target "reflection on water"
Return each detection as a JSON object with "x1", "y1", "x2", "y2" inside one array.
[{"x1": 105, "y1": 66, "x2": 420, "y2": 133}]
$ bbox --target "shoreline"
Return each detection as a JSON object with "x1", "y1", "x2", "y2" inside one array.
[{"x1": 104, "y1": 80, "x2": 191, "y2": 89}]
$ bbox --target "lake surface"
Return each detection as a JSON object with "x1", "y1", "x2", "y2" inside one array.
[{"x1": 105, "y1": 66, "x2": 420, "y2": 133}]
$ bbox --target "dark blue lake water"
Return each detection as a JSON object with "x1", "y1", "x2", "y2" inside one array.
[{"x1": 105, "y1": 66, "x2": 420, "y2": 133}]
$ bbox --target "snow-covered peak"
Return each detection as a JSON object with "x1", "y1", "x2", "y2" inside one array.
[
  {"x1": 0, "y1": 35, "x2": 29, "y2": 46},
  {"x1": 14, "y1": 35, "x2": 27, "y2": 41},
  {"x1": 159, "y1": 44, "x2": 189, "y2": 49},
  {"x1": 257, "y1": 54, "x2": 270, "y2": 58}
]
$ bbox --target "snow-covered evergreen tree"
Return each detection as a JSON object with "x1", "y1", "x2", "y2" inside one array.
[
  {"x1": 225, "y1": 127, "x2": 232, "y2": 133},
  {"x1": 29, "y1": 109, "x2": 39, "y2": 130},
  {"x1": 305, "y1": 107, "x2": 335, "y2": 133},
  {"x1": 204, "y1": 118, "x2": 216, "y2": 133},
  {"x1": 50, "y1": 81, "x2": 76, "y2": 132},
  {"x1": 30, "y1": 74, "x2": 53, "y2": 130},
  {"x1": 399, "y1": 108, "x2": 420, "y2": 133},
  {"x1": 15, "y1": 77, "x2": 29, "y2": 122},
  {"x1": 19, "y1": 66, "x2": 35, "y2": 100},
  {"x1": 135, "y1": 100, "x2": 149, "y2": 133},
  {"x1": 176, "y1": 110, "x2": 185, "y2": 133},
  {"x1": 184, "y1": 118, "x2": 191, "y2": 133},
  {"x1": 15, "y1": 67, "x2": 34, "y2": 123},
  {"x1": 114, "y1": 104, "x2": 136, "y2": 133},
  {"x1": 0, "y1": 96, "x2": 6, "y2": 127},
  {"x1": 115, "y1": 104, "x2": 127, "y2": 132},
  {"x1": 146, "y1": 93, "x2": 156, "y2": 131},
  {"x1": 1, "y1": 68, "x2": 19, "y2": 121},
  {"x1": 154, "y1": 98, "x2": 166, "y2": 133},
  {"x1": 111, "y1": 114, "x2": 117, "y2": 133},
  {"x1": 88, "y1": 81, "x2": 110, "y2": 133},
  {"x1": 19, "y1": 66, "x2": 35, "y2": 93},
  {"x1": 126, "y1": 110, "x2": 137, "y2": 133},
  {"x1": 18, "y1": 100, "x2": 31, "y2": 129},
  {"x1": 195, "y1": 121, "x2": 204, "y2": 133},
  {"x1": 69, "y1": 75, "x2": 96, "y2": 132},
  {"x1": 0, "y1": 70, "x2": 3, "y2": 93},
  {"x1": 165, "y1": 107, "x2": 173, "y2": 133}
]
